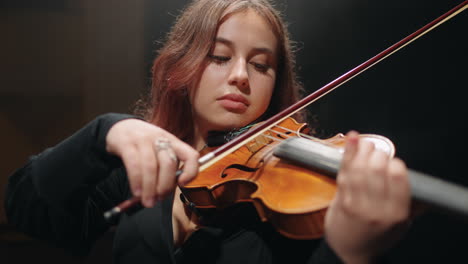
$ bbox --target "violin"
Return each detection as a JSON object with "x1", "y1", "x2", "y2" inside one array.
[
  {"x1": 181, "y1": 117, "x2": 397, "y2": 239},
  {"x1": 104, "y1": 1, "x2": 468, "y2": 236},
  {"x1": 180, "y1": 115, "x2": 468, "y2": 239}
]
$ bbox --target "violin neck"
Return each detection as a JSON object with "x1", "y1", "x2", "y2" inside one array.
[{"x1": 273, "y1": 137, "x2": 468, "y2": 219}]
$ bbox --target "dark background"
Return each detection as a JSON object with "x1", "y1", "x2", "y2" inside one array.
[{"x1": 1, "y1": 0, "x2": 467, "y2": 263}]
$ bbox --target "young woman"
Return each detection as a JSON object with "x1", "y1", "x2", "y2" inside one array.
[{"x1": 5, "y1": 0, "x2": 411, "y2": 263}]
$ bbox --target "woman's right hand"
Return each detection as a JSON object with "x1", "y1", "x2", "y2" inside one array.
[{"x1": 105, "y1": 119, "x2": 199, "y2": 208}]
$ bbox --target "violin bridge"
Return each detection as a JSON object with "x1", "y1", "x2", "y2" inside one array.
[{"x1": 245, "y1": 131, "x2": 273, "y2": 153}]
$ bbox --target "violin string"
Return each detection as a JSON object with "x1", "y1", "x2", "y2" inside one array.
[
  {"x1": 262, "y1": 127, "x2": 311, "y2": 143},
  {"x1": 267, "y1": 124, "x2": 340, "y2": 149},
  {"x1": 271, "y1": 125, "x2": 319, "y2": 141},
  {"x1": 261, "y1": 133, "x2": 284, "y2": 143}
]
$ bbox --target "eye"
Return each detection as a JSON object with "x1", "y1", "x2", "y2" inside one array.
[
  {"x1": 251, "y1": 62, "x2": 270, "y2": 73},
  {"x1": 208, "y1": 55, "x2": 230, "y2": 64}
]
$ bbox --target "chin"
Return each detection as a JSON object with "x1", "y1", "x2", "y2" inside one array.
[{"x1": 210, "y1": 114, "x2": 254, "y2": 131}]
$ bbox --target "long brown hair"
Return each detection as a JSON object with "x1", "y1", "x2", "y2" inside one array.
[{"x1": 135, "y1": 0, "x2": 303, "y2": 144}]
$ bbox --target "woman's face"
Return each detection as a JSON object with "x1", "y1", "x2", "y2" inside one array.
[{"x1": 190, "y1": 9, "x2": 278, "y2": 133}]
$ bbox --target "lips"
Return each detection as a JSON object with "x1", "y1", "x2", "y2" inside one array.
[
  {"x1": 217, "y1": 94, "x2": 250, "y2": 105},
  {"x1": 217, "y1": 93, "x2": 250, "y2": 112}
]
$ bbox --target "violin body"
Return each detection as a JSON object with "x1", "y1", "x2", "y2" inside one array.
[{"x1": 181, "y1": 118, "x2": 395, "y2": 239}]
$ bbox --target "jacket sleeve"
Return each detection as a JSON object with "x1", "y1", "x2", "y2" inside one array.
[
  {"x1": 307, "y1": 240, "x2": 344, "y2": 264},
  {"x1": 4, "y1": 113, "x2": 137, "y2": 255},
  {"x1": 308, "y1": 239, "x2": 389, "y2": 264}
]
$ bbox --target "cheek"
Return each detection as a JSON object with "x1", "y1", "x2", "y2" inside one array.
[
  {"x1": 198, "y1": 64, "x2": 226, "y2": 90},
  {"x1": 252, "y1": 77, "x2": 276, "y2": 111},
  {"x1": 190, "y1": 66, "x2": 222, "y2": 106}
]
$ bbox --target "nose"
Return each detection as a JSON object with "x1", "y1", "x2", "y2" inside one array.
[{"x1": 228, "y1": 58, "x2": 249, "y2": 90}]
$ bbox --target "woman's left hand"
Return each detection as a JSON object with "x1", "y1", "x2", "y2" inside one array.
[{"x1": 324, "y1": 131, "x2": 411, "y2": 264}]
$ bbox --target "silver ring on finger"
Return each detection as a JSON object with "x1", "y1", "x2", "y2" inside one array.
[{"x1": 155, "y1": 138, "x2": 178, "y2": 164}]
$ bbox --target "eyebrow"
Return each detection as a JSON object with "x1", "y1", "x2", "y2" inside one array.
[{"x1": 215, "y1": 37, "x2": 274, "y2": 55}]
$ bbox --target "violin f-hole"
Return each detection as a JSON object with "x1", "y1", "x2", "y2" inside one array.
[
  {"x1": 276, "y1": 131, "x2": 292, "y2": 139},
  {"x1": 220, "y1": 163, "x2": 262, "y2": 178}
]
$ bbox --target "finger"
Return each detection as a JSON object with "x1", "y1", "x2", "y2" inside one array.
[
  {"x1": 121, "y1": 146, "x2": 143, "y2": 197},
  {"x1": 343, "y1": 137, "x2": 376, "y2": 212},
  {"x1": 348, "y1": 138, "x2": 376, "y2": 178},
  {"x1": 365, "y1": 150, "x2": 390, "y2": 206},
  {"x1": 140, "y1": 144, "x2": 159, "y2": 208},
  {"x1": 337, "y1": 131, "x2": 360, "y2": 193},
  {"x1": 341, "y1": 131, "x2": 360, "y2": 169},
  {"x1": 386, "y1": 158, "x2": 410, "y2": 221},
  {"x1": 154, "y1": 139, "x2": 179, "y2": 198},
  {"x1": 336, "y1": 131, "x2": 360, "y2": 211},
  {"x1": 168, "y1": 139, "x2": 200, "y2": 185},
  {"x1": 335, "y1": 174, "x2": 354, "y2": 215}
]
